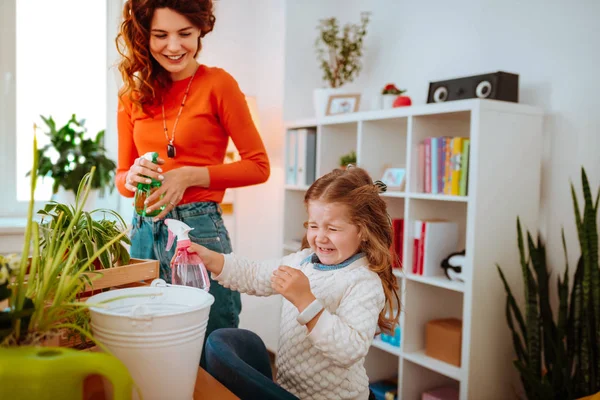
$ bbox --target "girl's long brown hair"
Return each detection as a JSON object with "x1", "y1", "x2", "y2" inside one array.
[
  {"x1": 116, "y1": 0, "x2": 215, "y2": 113},
  {"x1": 302, "y1": 167, "x2": 401, "y2": 334}
]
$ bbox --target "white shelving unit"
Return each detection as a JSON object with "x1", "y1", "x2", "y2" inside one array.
[{"x1": 282, "y1": 99, "x2": 543, "y2": 400}]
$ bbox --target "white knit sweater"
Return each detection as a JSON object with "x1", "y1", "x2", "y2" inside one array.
[{"x1": 215, "y1": 248, "x2": 385, "y2": 400}]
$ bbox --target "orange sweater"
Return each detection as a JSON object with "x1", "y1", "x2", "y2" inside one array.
[{"x1": 116, "y1": 65, "x2": 270, "y2": 204}]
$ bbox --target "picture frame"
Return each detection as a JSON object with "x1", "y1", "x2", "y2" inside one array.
[
  {"x1": 325, "y1": 93, "x2": 361, "y2": 116},
  {"x1": 381, "y1": 167, "x2": 406, "y2": 191}
]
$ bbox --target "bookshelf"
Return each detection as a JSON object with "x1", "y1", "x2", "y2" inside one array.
[{"x1": 282, "y1": 99, "x2": 543, "y2": 400}]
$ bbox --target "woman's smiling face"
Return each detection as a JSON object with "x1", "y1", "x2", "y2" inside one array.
[{"x1": 149, "y1": 8, "x2": 201, "y2": 80}]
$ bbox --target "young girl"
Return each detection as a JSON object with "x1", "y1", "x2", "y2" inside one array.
[
  {"x1": 185, "y1": 166, "x2": 400, "y2": 400},
  {"x1": 114, "y1": 0, "x2": 270, "y2": 365}
]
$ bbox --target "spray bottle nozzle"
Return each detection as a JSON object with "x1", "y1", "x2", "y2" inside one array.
[{"x1": 164, "y1": 219, "x2": 194, "y2": 251}]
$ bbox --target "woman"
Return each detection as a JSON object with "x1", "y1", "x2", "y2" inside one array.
[{"x1": 114, "y1": 0, "x2": 270, "y2": 366}]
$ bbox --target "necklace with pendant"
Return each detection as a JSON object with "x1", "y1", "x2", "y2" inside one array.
[{"x1": 161, "y1": 65, "x2": 199, "y2": 158}]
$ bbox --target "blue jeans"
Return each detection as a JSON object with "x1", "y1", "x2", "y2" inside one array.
[{"x1": 129, "y1": 201, "x2": 241, "y2": 367}]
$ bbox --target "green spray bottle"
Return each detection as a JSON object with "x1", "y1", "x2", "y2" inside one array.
[{"x1": 134, "y1": 152, "x2": 165, "y2": 217}]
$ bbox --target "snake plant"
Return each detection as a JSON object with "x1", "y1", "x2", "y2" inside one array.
[{"x1": 497, "y1": 167, "x2": 599, "y2": 399}]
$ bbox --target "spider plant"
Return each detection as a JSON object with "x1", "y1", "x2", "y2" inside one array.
[
  {"x1": 0, "y1": 129, "x2": 130, "y2": 347},
  {"x1": 497, "y1": 167, "x2": 599, "y2": 399},
  {"x1": 37, "y1": 197, "x2": 131, "y2": 270}
]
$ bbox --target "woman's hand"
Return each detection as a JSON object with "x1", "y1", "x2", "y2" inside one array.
[
  {"x1": 178, "y1": 242, "x2": 225, "y2": 276},
  {"x1": 145, "y1": 167, "x2": 191, "y2": 220},
  {"x1": 271, "y1": 266, "x2": 315, "y2": 311},
  {"x1": 145, "y1": 166, "x2": 210, "y2": 221},
  {"x1": 124, "y1": 156, "x2": 165, "y2": 192}
]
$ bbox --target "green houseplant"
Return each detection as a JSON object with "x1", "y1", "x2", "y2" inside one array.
[
  {"x1": 496, "y1": 167, "x2": 599, "y2": 400},
  {"x1": 37, "y1": 200, "x2": 131, "y2": 270},
  {"x1": 1, "y1": 131, "x2": 129, "y2": 347},
  {"x1": 30, "y1": 114, "x2": 117, "y2": 197},
  {"x1": 315, "y1": 12, "x2": 370, "y2": 89},
  {"x1": 339, "y1": 150, "x2": 357, "y2": 169}
]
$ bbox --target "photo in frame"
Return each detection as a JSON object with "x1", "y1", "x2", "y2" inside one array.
[
  {"x1": 381, "y1": 167, "x2": 406, "y2": 190},
  {"x1": 326, "y1": 94, "x2": 361, "y2": 116}
]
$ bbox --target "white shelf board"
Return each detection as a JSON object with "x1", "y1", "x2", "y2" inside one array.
[
  {"x1": 371, "y1": 337, "x2": 401, "y2": 356},
  {"x1": 284, "y1": 184, "x2": 310, "y2": 191},
  {"x1": 382, "y1": 191, "x2": 406, "y2": 198},
  {"x1": 405, "y1": 274, "x2": 465, "y2": 293},
  {"x1": 408, "y1": 193, "x2": 468, "y2": 202},
  {"x1": 284, "y1": 99, "x2": 543, "y2": 129},
  {"x1": 402, "y1": 349, "x2": 462, "y2": 381},
  {"x1": 285, "y1": 118, "x2": 317, "y2": 130}
]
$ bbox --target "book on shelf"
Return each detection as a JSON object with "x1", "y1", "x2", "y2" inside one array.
[
  {"x1": 390, "y1": 218, "x2": 404, "y2": 269},
  {"x1": 285, "y1": 128, "x2": 316, "y2": 186},
  {"x1": 412, "y1": 219, "x2": 458, "y2": 277},
  {"x1": 417, "y1": 136, "x2": 470, "y2": 196}
]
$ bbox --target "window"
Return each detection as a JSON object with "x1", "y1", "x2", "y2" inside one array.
[{"x1": 0, "y1": 0, "x2": 109, "y2": 216}]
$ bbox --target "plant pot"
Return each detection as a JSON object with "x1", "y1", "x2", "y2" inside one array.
[
  {"x1": 0, "y1": 346, "x2": 133, "y2": 400},
  {"x1": 393, "y1": 96, "x2": 412, "y2": 108},
  {"x1": 52, "y1": 187, "x2": 98, "y2": 211},
  {"x1": 381, "y1": 94, "x2": 397, "y2": 109},
  {"x1": 313, "y1": 87, "x2": 346, "y2": 118}
]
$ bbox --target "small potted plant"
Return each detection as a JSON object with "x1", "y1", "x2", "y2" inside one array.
[
  {"x1": 313, "y1": 12, "x2": 370, "y2": 117},
  {"x1": 339, "y1": 150, "x2": 357, "y2": 169},
  {"x1": 29, "y1": 114, "x2": 117, "y2": 209},
  {"x1": 381, "y1": 83, "x2": 407, "y2": 109}
]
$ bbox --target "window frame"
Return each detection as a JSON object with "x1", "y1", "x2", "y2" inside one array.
[{"x1": 0, "y1": 0, "x2": 124, "y2": 218}]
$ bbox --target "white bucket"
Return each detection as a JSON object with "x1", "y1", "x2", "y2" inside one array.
[{"x1": 86, "y1": 279, "x2": 214, "y2": 400}]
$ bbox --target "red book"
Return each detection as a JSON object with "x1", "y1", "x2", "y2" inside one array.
[{"x1": 391, "y1": 219, "x2": 404, "y2": 269}]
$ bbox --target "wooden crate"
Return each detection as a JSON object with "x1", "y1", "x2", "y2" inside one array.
[{"x1": 82, "y1": 258, "x2": 160, "y2": 293}]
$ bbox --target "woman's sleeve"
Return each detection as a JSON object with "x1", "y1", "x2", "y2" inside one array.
[
  {"x1": 115, "y1": 95, "x2": 138, "y2": 198},
  {"x1": 213, "y1": 249, "x2": 312, "y2": 296},
  {"x1": 206, "y1": 69, "x2": 270, "y2": 189}
]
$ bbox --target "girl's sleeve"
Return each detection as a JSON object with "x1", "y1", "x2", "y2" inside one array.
[
  {"x1": 206, "y1": 69, "x2": 270, "y2": 189},
  {"x1": 307, "y1": 274, "x2": 385, "y2": 368},
  {"x1": 213, "y1": 249, "x2": 312, "y2": 296},
  {"x1": 115, "y1": 95, "x2": 138, "y2": 198}
]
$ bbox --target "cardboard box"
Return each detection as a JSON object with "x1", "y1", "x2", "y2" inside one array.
[{"x1": 425, "y1": 318, "x2": 462, "y2": 366}]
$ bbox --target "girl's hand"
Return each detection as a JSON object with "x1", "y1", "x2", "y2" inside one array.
[
  {"x1": 179, "y1": 242, "x2": 224, "y2": 275},
  {"x1": 145, "y1": 167, "x2": 192, "y2": 221},
  {"x1": 124, "y1": 156, "x2": 165, "y2": 192},
  {"x1": 271, "y1": 266, "x2": 315, "y2": 311}
]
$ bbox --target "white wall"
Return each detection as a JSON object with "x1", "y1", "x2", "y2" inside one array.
[
  {"x1": 200, "y1": 0, "x2": 286, "y2": 352},
  {"x1": 284, "y1": 0, "x2": 600, "y2": 281}
]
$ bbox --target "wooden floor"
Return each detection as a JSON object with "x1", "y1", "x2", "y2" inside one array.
[{"x1": 83, "y1": 368, "x2": 239, "y2": 399}]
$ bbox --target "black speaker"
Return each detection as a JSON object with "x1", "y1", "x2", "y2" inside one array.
[{"x1": 427, "y1": 71, "x2": 519, "y2": 104}]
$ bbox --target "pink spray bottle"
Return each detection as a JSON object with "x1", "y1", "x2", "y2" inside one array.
[{"x1": 165, "y1": 219, "x2": 210, "y2": 291}]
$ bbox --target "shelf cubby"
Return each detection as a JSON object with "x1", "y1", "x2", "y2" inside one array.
[
  {"x1": 317, "y1": 122, "x2": 357, "y2": 175},
  {"x1": 401, "y1": 360, "x2": 460, "y2": 399},
  {"x1": 402, "y1": 280, "x2": 463, "y2": 354},
  {"x1": 358, "y1": 117, "x2": 408, "y2": 183}
]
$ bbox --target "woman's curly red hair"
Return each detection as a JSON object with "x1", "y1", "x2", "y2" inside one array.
[{"x1": 116, "y1": 0, "x2": 215, "y2": 113}]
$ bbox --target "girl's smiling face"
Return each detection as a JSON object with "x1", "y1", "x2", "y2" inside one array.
[
  {"x1": 149, "y1": 8, "x2": 201, "y2": 80},
  {"x1": 306, "y1": 200, "x2": 362, "y2": 265}
]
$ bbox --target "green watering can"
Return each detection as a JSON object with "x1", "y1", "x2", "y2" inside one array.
[{"x1": 0, "y1": 346, "x2": 134, "y2": 400}]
